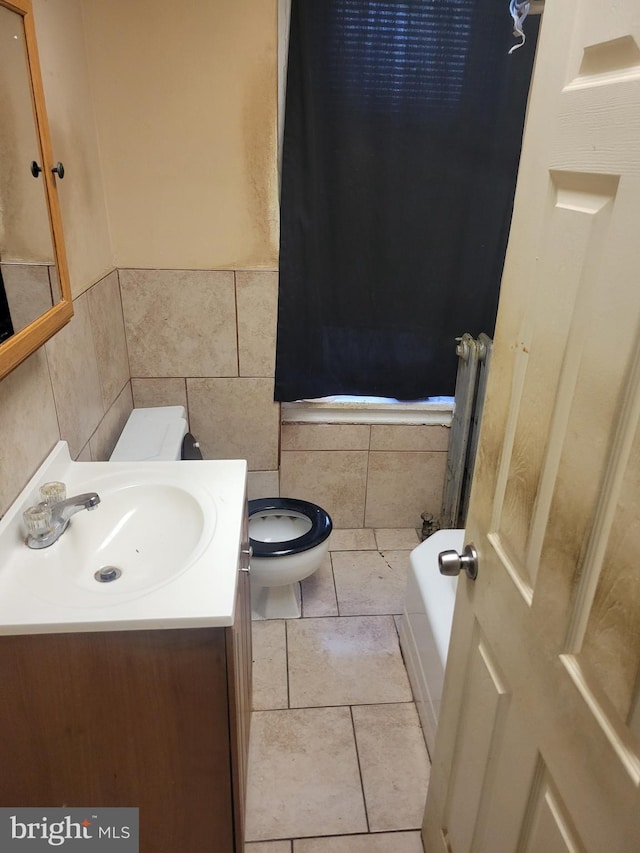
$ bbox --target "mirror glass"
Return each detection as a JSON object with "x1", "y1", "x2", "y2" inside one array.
[{"x1": 0, "y1": 2, "x2": 58, "y2": 344}]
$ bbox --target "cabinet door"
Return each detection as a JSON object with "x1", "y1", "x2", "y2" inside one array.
[{"x1": 0, "y1": 628, "x2": 234, "y2": 853}]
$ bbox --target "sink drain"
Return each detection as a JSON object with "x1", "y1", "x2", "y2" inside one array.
[{"x1": 94, "y1": 566, "x2": 122, "y2": 583}]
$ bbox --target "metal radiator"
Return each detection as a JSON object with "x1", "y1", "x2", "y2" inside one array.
[{"x1": 440, "y1": 332, "x2": 493, "y2": 529}]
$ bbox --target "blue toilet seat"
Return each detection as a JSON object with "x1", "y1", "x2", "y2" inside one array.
[{"x1": 248, "y1": 498, "x2": 333, "y2": 558}]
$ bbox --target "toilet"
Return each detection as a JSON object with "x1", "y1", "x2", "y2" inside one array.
[
  {"x1": 248, "y1": 497, "x2": 332, "y2": 620},
  {"x1": 110, "y1": 407, "x2": 333, "y2": 620}
]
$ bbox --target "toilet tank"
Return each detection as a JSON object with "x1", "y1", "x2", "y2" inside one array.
[{"x1": 109, "y1": 407, "x2": 188, "y2": 462}]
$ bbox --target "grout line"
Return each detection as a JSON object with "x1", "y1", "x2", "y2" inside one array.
[
  {"x1": 329, "y1": 545, "x2": 371, "y2": 551},
  {"x1": 330, "y1": 551, "x2": 341, "y2": 617},
  {"x1": 290, "y1": 830, "x2": 424, "y2": 843},
  {"x1": 361, "y1": 440, "x2": 371, "y2": 530},
  {"x1": 183, "y1": 377, "x2": 190, "y2": 428},
  {"x1": 256, "y1": 829, "x2": 425, "y2": 846},
  {"x1": 299, "y1": 577, "x2": 306, "y2": 618},
  {"x1": 285, "y1": 699, "x2": 416, "y2": 711},
  {"x1": 233, "y1": 270, "x2": 240, "y2": 377},
  {"x1": 115, "y1": 269, "x2": 133, "y2": 392},
  {"x1": 272, "y1": 613, "x2": 403, "y2": 622},
  {"x1": 284, "y1": 619, "x2": 291, "y2": 709},
  {"x1": 350, "y1": 705, "x2": 370, "y2": 834},
  {"x1": 42, "y1": 342, "x2": 63, "y2": 444}
]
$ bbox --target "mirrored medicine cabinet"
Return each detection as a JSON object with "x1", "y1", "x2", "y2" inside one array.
[{"x1": 0, "y1": 0, "x2": 73, "y2": 381}]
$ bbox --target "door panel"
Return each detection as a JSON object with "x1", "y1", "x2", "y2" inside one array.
[
  {"x1": 580, "y1": 421, "x2": 640, "y2": 720},
  {"x1": 443, "y1": 625, "x2": 510, "y2": 853},
  {"x1": 519, "y1": 767, "x2": 585, "y2": 853},
  {"x1": 423, "y1": 1, "x2": 640, "y2": 850}
]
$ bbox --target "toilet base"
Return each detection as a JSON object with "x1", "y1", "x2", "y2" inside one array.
[{"x1": 251, "y1": 580, "x2": 302, "y2": 620}]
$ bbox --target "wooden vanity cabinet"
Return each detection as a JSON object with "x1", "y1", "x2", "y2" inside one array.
[{"x1": 0, "y1": 557, "x2": 252, "y2": 853}]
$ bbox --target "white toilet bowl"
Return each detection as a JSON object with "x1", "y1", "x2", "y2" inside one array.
[{"x1": 248, "y1": 498, "x2": 332, "y2": 620}]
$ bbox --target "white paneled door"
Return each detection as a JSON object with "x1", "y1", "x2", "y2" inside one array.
[{"x1": 423, "y1": 1, "x2": 640, "y2": 851}]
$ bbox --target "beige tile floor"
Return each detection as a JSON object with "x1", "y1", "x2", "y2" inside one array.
[{"x1": 245, "y1": 528, "x2": 429, "y2": 853}]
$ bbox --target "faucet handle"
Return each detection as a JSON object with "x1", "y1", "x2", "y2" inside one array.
[
  {"x1": 23, "y1": 503, "x2": 53, "y2": 538},
  {"x1": 39, "y1": 481, "x2": 67, "y2": 506}
]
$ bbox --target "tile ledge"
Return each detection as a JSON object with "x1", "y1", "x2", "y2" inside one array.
[{"x1": 282, "y1": 400, "x2": 453, "y2": 426}]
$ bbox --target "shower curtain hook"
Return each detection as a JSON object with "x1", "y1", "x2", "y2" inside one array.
[{"x1": 508, "y1": 0, "x2": 530, "y2": 54}]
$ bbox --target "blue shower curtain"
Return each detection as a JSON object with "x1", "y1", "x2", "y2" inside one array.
[{"x1": 274, "y1": 0, "x2": 539, "y2": 402}]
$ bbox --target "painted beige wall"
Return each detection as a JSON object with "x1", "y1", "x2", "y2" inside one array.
[
  {"x1": 81, "y1": 0, "x2": 279, "y2": 270},
  {"x1": 33, "y1": 0, "x2": 113, "y2": 297},
  {"x1": 0, "y1": 0, "x2": 119, "y2": 514}
]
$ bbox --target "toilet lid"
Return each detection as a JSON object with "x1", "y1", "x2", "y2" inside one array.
[{"x1": 110, "y1": 407, "x2": 188, "y2": 461}]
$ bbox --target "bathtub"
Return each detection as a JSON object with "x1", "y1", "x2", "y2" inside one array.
[{"x1": 398, "y1": 528, "x2": 465, "y2": 758}]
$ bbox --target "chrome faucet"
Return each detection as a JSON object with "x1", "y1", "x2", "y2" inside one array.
[{"x1": 24, "y1": 492, "x2": 101, "y2": 550}]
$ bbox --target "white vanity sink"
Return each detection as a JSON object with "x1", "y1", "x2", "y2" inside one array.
[{"x1": 0, "y1": 442, "x2": 247, "y2": 634}]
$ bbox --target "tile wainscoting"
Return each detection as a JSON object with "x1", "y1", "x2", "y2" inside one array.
[
  {"x1": 279, "y1": 423, "x2": 449, "y2": 528},
  {"x1": 122, "y1": 268, "x2": 450, "y2": 528},
  {"x1": 1, "y1": 266, "x2": 450, "y2": 529},
  {"x1": 0, "y1": 270, "x2": 133, "y2": 517}
]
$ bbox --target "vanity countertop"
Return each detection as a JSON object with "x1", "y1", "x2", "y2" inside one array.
[{"x1": 0, "y1": 442, "x2": 247, "y2": 635}]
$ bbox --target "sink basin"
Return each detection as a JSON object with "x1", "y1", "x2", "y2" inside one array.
[
  {"x1": 0, "y1": 442, "x2": 247, "y2": 634},
  {"x1": 15, "y1": 482, "x2": 208, "y2": 607}
]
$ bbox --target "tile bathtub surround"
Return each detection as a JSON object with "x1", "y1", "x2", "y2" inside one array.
[
  {"x1": 369, "y1": 423, "x2": 450, "y2": 452},
  {"x1": 279, "y1": 450, "x2": 369, "y2": 528},
  {"x1": 246, "y1": 529, "x2": 430, "y2": 848},
  {"x1": 281, "y1": 423, "x2": 370, "y2": 451},
  {"x1": 364, "y1": 450, "x2": 448, "y2": 529},
  {"x1": 280, "y1": 422, "x2": 449, "y2": 530}
]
